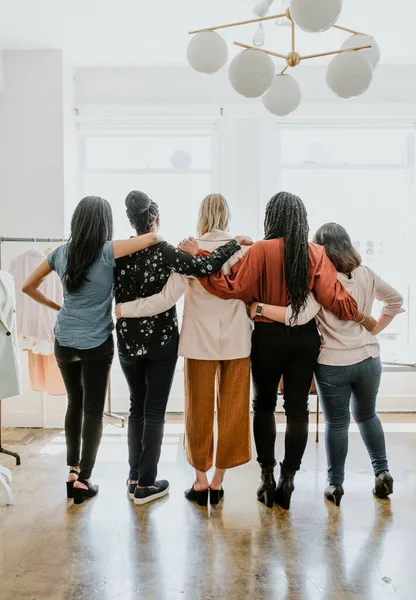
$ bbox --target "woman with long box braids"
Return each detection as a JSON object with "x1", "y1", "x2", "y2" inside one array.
[{"x1": 199, "y1": 191, "x2": 376, "y2": 509}]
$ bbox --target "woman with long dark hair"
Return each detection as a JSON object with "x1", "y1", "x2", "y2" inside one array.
[
  {"x1": 251, "y1": 223, "x2": 403, "y2": 506},
  {"x1": 22, "y1": 196, "x2": 159, "y2": 504},
  {"x1": 199, "y1": 192, "x2": 376, "y2": 509},
  {"x1": 113, "y1": 191, "x2": 249, "y2": 505}
]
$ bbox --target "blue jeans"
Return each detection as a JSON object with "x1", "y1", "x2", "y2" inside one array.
[{"x1": 315, "y1": 357, "x2": 389, "y2": 485}]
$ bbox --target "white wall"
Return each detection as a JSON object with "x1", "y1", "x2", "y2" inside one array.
[
  {"x1": 0, "y1": 51, "x2": 66, "y2": 237},
  {"x1": 0, "y1": 50, "x2": 76, "y2": 427},
  {"x1": 0, "y1": 52, "x2": 4, "y2": 92},
  {"x1": 76, "y1": 64, "x2": 416, "y2": 106}
]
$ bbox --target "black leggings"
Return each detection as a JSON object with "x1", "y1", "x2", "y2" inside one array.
[
  {"x1": 55, "y1": 336, "x2": 114, "y2": 481},
  {"x1": 251, "y1": 321, "x2": 320, "y2": 475}
]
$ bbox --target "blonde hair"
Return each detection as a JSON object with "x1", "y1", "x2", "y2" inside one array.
[{"x1": 197, "y1": 193, "x2": 231, "y2": 237}]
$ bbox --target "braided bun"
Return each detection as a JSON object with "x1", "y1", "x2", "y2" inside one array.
[{"x1": 126, "y1": 190, "x2": 159, "y2": 234}]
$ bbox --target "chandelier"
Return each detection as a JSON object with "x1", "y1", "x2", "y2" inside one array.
[{"x1": 187, "y1": 0, "x2": 380, "y2": 116}]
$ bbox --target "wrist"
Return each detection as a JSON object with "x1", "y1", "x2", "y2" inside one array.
[{"x1": 255, "y1": 303, "x2": 264, "y2": 317}]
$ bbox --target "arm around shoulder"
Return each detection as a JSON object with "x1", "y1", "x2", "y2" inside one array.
[{"x1": 113, "y1": 233, "x2": 160, "y2": 260}]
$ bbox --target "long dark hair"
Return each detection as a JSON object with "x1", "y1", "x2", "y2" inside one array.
[
  {"x1": 313, "y1": 223, "x2": 361, "y2": 276},
  {"x1": 64, "y1": 196, "x2": 113, "y2": 293},
  {"x1": 125, "y1": 190, "x2": 159, "y2": 234},
  {"x1": 264, "y1": 191, "x2": 310, "y2": 320}
]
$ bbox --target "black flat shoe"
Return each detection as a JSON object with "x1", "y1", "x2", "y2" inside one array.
[
  {"x1": 324, "y1": 484, "x2": 344, "y2": 507},
  {"x1": 257, "y1": 465, "x2": 276, "y2": 509},
  {"x1": 373, "y1": 472, "x2": 394, "y2": 498},
  {"x1": 274, "y1": 464, "x2": 295, "y2": 510},
  {"x1": 66, "y1": 470, "x2": 79, "y2": 499},
  {"x1": 73, "y1": 480, "x2": 99, "y2": 505},
  {"x1": 210, "y1": 488, "x2": 224, "y2": 505},
  {"x1": 126, "y1": 479, "x2": 137, "y2": 500},
  {"x1": 184, "y1": 485, "x2": 209, "y2": 506},
  {"x1": 134, "y1": 480, "x2": 170, "y2": 505}
]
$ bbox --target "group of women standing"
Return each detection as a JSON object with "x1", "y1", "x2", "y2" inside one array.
[{"x1": 23, "y1": 190, "x2": 403, "y2": 508}]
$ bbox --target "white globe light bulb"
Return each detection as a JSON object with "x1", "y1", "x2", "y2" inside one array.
[
  {"x1": 229, "y1": 49, "x2": 275, "y2": 98},
  {"x1": 326, "y1": 51, "x2": 373, "y2": 99},
  {"x1": 262, "y1": 74, "x2": 302, "y2": 116},
  {"x1": 290, "y1": 0, "x2": 343, "y2": 33},
  {"x1": 187, "y1": 31, "x2": 228, "y2": 74},
  {"x1": 341, "y1": 34, "x2": 380, "y2": 70}
]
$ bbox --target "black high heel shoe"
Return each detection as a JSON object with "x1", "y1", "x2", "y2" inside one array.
[
  {"x1": 274, "y1": 464, "x2": 295, "y2": 510},
  {"x1": 373, "y1": 472, "x2": 394, "y2": 498},
  {"x1": 66, "y1": 470, "x2": 79, "y2": 499},
  {"x1": 209, "y1": 488, "x2": 224, "y2": 505},
  {"x1": 324, "y1": 484, "x2": 344, "y2": 507},
  {"x1": 73, "y1": 480, "x2": 99, "y2": 505},
  {"x1": 184, "y1": 485, "x2": 209, "y2": 506},
  {"x1": 257, "y1": 465, "x2": 276, "y2": 508}
]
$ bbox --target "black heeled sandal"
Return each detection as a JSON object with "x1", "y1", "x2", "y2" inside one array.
[
  {"x1": 73, "y1": 480, "x2": 99, "y2": 505},
  {"x1": 324, "y1": 484, "x2": 344, "y2": 507},
  {"x1": 209, "y1": 488, "x2": 224, "y2": 505},
  {"x1": 184, "y1": 485, "x2": 209, "y2": 506},
  {"x1": 66, "y1": 470, "x2": 79, "y2": 499}
]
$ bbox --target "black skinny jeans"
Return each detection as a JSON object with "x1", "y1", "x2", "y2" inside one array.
[
  {"x1": 251, "y1": 320, "x2": 320, "y2": 475},
  {"x1": 55, "y1": 336, "x2": 114, "y2": 481},
  {"x1": 119, "y1": 333, "x2": 178, "y2": 487}
]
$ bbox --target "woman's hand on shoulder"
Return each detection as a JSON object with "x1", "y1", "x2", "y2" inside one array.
[
  {"x1": 234, "y1": 235, "x2": 253, "y2": 246},
  {"x1": 178, "y1": 237, "x2": 199, "y2": 256}
]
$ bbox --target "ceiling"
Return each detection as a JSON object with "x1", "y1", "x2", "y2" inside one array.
[{"x1": 0, "y1": 0, "x2": 415, "y2": 67}]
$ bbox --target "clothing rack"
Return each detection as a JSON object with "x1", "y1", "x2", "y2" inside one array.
[
  {"x1": 0, "y1": 236, "x2": 123, "y2": 463},
  {"x1": 0, "y1": 237, "x2": 66, "y2": 464}
]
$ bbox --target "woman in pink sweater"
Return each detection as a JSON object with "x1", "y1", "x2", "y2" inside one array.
[{"x1": 250, "y1": 223, "x2": 404, "y2": 507}]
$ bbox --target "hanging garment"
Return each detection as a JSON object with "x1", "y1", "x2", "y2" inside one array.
[
  {"x1": 27, "y1": 352, "x2": 66, "y2": 396},
  {"x1": 9, "y1": 249, "x2": 65, "y2": 395},
  {"x1": 9, "y1": 249, "x2": 63, "y2": 355},
  {"x1": 0, "y1": 271, "x2": 22, "y2": 399}
]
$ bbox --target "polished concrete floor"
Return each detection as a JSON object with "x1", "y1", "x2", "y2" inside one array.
[{"x1": 0, "y1": 415, "x2": 415, "y2": 600}]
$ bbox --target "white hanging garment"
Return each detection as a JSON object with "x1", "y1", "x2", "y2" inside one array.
[
  {"x1": 0, "y1": 271, "x2": 22, "y2": 399},
  {"x1": 9, "y1": 249, "x2": 63, "y2": 355}
]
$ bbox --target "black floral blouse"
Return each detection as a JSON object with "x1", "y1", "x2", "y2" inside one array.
[{"x1": 114, "y1": 239, "x2": 240, "y2": 358}]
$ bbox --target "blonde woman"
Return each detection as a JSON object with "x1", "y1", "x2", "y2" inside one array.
[{"x1": 115, "y1": 194, "x2": 253, "y2": 506}]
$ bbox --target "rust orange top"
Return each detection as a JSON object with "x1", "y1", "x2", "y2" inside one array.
[{"x1": 199, "y1": 238, "x2": 359, "y2": 323}]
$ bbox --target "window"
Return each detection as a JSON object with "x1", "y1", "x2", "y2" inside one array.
[
  {"x1": 80, "y1": 124, "x2": 219, "y2": 411},
  {"x1": 279, "y1": 126, "x2": 415, "y2": 358}
]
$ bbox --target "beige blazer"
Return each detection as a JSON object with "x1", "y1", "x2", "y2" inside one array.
[{"x1": 120, "y1": 231, "x2": 253, "y2": 360}]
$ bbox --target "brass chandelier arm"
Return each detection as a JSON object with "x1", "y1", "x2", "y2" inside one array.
[
  {"x1": 188, "y1": 13, "x2": 286, "y2": 35},
  {"x1": 280, "y1": 66, "x2": 289, "y2": 75},
  {"x1": 300, "y1": 45, "x2": 372, "y2": 61},
  {"x1": 332, "y1": 24, "x2": 364, "y2": 36},
  {"x1": 233, "y1": 42, "x2": 287, "y2": 60},
  {"x1": 291, "y1": 21, "x2": 295, "y2": 53}
]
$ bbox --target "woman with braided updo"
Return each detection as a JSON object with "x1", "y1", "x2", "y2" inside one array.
[
  {"x1": 199, "y1": 191, "x2": 376, "y2": 509},
  {"x1": 114, "y1": 190, "x2": 249, "y2": 505}
]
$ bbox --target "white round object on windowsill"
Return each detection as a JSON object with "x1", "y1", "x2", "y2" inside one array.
[
  {"x1": 229, "y1": 49, "x2": 275, "y2": 98},
  {"x1": 340, "y1": 34, "x2": 380, "y2": 70},
  {"x1": 187, "y1": 31, "x2": 228, "y2": 74},
  {"x1": 290, "y1": 0, "x2": 343, "y2": 33},
  {"x1": 326, "y1": 51, "x2": 373, "y2": 99},
  {"x1": 262, "y1": 74, "x2": 302, "y2": 116}
]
